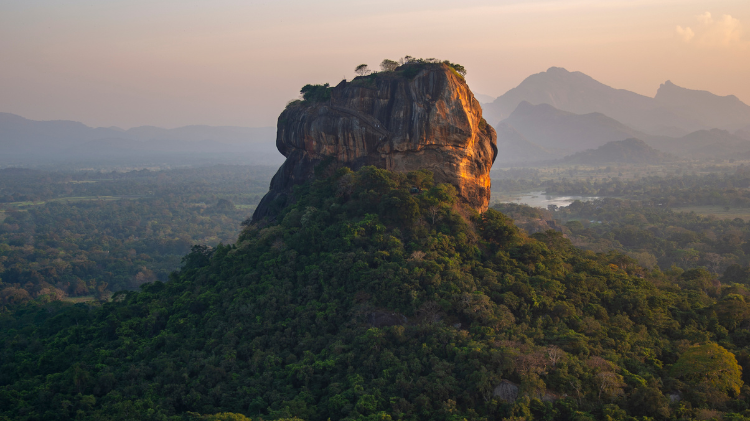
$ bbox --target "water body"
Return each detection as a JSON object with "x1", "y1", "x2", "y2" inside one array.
[{"x1": 494, "y1": 191, "x2": 599, "y2": 209}]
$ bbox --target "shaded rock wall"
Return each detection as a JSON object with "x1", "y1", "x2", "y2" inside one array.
[{"x1": 253, "y1": 63, "x2": 497, "y2": 222}]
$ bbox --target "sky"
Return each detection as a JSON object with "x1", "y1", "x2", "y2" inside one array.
[{"x1": 1, "y1": 0, "x2": 749, "y2": 129}]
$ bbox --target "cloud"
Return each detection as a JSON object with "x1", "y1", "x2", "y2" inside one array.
[
  {"x1": 678, "y1": 11, "x2": 745, "y2": 47},
  {"x1": 701, "y1": 13, "x2": 742, "y2": 46},
  {"x1": 676, "y1": 25, "x2": 695, "y2": 42},
  {"x1": 697, "y1": 11, "x2": 713, "y2": 25}
]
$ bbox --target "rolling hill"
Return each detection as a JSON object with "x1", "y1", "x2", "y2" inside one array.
[
  {"x1": 648, "y1": 129, "x2": 750, "y2": 159},
  {"x1": 560, "y1": 138, "x2": 674, "y2": 165}
]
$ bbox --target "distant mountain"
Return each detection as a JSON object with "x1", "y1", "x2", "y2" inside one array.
[
  {"x1": 482, "y1": 67, "x2": 694, "y2": 135},
  {"x1": 0, "y1": 112, "x2": 282, "y2": 166},
  {"x1": 482, "y1": 67, "x2": 750, "y2": 135},
  {"x1": 474, "y1": 93, "x2": 496, "y2": 104},
  {"x1": 0, "y1": 112, "x2": 119, "y2": 153},
  {"x1": 497, "y1": 101, "x2": 651, "y2": 157},
  {"x1": 494, "y1": 122, "x2": 556, "y2": 164},
  {"x1": 648, "y1": 129, "x2": 750, "y2": 159},
  {"x1": 654, "y1": 81, "x2": 750, "y2": 131},
  {"x1": 561, "y1": 138, "x2": 674, "y2": 165},
  {"x1": 493, "y1": 101, "x2": 750, "y2": 164}
]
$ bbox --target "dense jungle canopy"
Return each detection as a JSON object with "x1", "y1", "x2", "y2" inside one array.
[{"x1": 3, "y1": 165, "x2": 750, "y2": 420}]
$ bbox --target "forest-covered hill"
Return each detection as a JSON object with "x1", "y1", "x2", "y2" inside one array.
[{"x1": 3, "y1": 166, "x2": 750, "y2": 420}]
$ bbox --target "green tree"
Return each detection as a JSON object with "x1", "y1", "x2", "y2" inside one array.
[
  {"x1": 355, "y1": 64, "x2": 371, "y2": 76},
  {"x1": 300, "y1": 83, "x2": 332, "y2": 102},
  {"x1": 670, "y1": 342, "x2": 743, "y2": 405},
  {"x1": 380, "y1": 59, "x2": 399, "y2": 72}
]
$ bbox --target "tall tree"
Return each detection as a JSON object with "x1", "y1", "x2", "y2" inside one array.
[
  {"x1": 355, "y1": 64, "x2": 370, "y2": 76},
  {"x1": 380, "y1": 59, "x2": 398, "y2": 72}
]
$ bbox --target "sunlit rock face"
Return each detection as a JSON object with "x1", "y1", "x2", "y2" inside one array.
[{"x1": 252, "y1": 63, "x2": 497, "y2": 222}]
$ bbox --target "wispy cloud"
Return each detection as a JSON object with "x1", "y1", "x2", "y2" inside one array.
[
  {"x1": 677, "y1": 11, "x2": 745, "y2": 47},
  {"x1": 676, "y1": 25, "x2": 694, "y2": 42}
]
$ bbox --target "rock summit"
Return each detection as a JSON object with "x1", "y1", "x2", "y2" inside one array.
[{"x1": 253, "y1": 62, "x2": 497, "y2": 222}]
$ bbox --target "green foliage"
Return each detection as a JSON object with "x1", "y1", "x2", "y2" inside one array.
[
  {"x1": 399, "y1": 65, "x2": 421, "y2": 79},
  {"x1": 542, "y1": 169, "x2": 750, "y2": 208},
  {"x1": 478, "y1": 117, "x2": 488, "y2": 131},
  {"x1": 5, "y1": 166, "x2": 750, "y2": 419},
  {"x1": 392, "y1": 56, "x2": 467, "y2": 79},
  {"x1": 379, "y1": 59, "x2": 398, "y2": 72},
  {"x1": 670, "y1": 343, "x2": 743, "y2": 404},
  {"x1": 300, "y1": 83, "x2": 332, "y2": 103},
  {"x1": 477, "y1": 209, "x2": 523, "y2": 249},
  {"x1": 406, "y1": 168, "x2": 434, "y2": 190},
  {"x1": 354, "y1": 64, "x2": 371, "y2": 77},
  {"x1": 0, "y1": 166, "x2": 272, "y2": 307},
  {"x1": 190, "y1": 413, "x2": 253, "y2": 421},
  {"x1": 442, "y1": 61, "x2": 467, "y2": 77},
  {"x1": 527, "y1": 197, "x2": 750, "y2": 274}
]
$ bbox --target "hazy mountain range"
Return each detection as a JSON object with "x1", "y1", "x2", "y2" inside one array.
[
  {"x1": 0, "y1": 112, "x2": 282, "y2": 167},
  {"x1": 3, "y1": 67, "x2": 750, "y2": 169},
  {"x1": 483, "y1": 67, "x2": 750, "y2": 136},
  {"x1": 497, "y1": 101, "x2": 652, "y2": 157},
  {"x1": 489, "y1": 68, "x2": 750, "y2": 165},
  {"x1": 493, "y1": 123, "x2": 558, "y2": 164}
]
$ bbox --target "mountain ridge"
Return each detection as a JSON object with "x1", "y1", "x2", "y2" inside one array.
[
  {"x1": 482, "y1": 67, "x2": 750, "y2": 135},
  {"x1": 494, "y1": 121, "x2": 556, "y2": 164},
  {"x1": 495, "y1": 101, "x2": 658, "y2": 161},
  {"x1": 648, "y1": 128, "x2": 750, "y2": 159},
  {"x1": 654, "y1": 81, "x2": 750, "y2": 131},
  {"x1": 0, "y1": 112, "x2": 281, "y2": 165}
]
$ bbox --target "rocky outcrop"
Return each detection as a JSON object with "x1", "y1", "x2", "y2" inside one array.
[
  {"x1": 252, "y1": 62, "x2": 497, "y2": 222},
  {"x1": 493, "y1": 380, "x2": 519, "y2": 402}
]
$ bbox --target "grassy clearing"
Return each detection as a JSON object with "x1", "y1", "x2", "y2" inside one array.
[{"x1": 672, "y1": 205, "x2": 750, "y2": 221}]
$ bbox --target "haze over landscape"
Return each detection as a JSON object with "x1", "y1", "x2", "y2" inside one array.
[{"x1": 7, "y1": 2, "x2": 750, "y2": 421}]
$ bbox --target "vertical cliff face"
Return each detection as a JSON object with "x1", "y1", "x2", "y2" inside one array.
[{"x1": 252, "y1": 63, "x2": 497, "y2": 222}]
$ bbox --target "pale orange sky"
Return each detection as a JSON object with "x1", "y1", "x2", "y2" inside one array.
[{"x1": 1, "y1": 0, "x2": 748, "y2": 128}]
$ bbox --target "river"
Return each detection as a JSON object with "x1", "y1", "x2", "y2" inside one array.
[{"x1": 493, "y1": 191, "x2": 599, "y2": 209}]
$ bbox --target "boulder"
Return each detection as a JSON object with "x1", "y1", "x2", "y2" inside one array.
[
  {"x1": 252, "y1": 62, "x2": 497, "y2": 222},
  {"x1": 493, "y1": 380, "x2": 519, "y2": 402}
]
